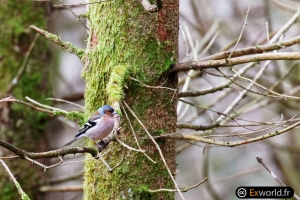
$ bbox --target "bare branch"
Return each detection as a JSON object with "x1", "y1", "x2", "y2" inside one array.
[
  {"x1": 172, "y1": 52, "x2": 300, "y2": 72},
  {"x1": 148, "y1": 177, "x2": 208, "y2": 193},
  {"x1": 116, "y1": 138, "x2": 145, "y2": 153},
  {"x1": 46, "y1": 98, "x2": 85, "y2": 109},
  {"x1": 226, "y1": 62, "x2": 297, "y2": 120},
  {"x1": 199, "y1": 35, "x2": 300, "y2": 62},
  {"x1": 167, "y1": 119, "x2": 300, "y2": 147},
  {"x1": 230, "y1": 68, "x2": 300, "y2": 100},
  {"x1": 26, "y1": 96, "x2": 68, "y2": 113},
  {"x1": 25, "y1": 156, "x2": 63, "y2": 171},
  {"x1": 179, "y1": 62, "x2": 255, "y2": 97},
  {"x1": 228, "y1": 4, "x2": 251, "y2": 59},
  {"x1": 0, "y1": 97, "x2": 54, "y2": 115},
  {"x1": 53, "y1": 0, "x2": 110, "y2": 8},
  {"x1": 39, "y1": 185, "x2": 82, "y2": 192},
  {"x1": 99, "y1": 155, "x2": 113, "y2": 171},
  {"x1": 0, "y1": 140, "x2": 98, "y2": 158}
]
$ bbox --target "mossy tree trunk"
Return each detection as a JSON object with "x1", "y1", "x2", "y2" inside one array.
[
  {"x1": 83, "y1": 0, "x2": 178, "y2": 199},
  {"x1": 0, "y1": 2, "x2": 51, "y2": 199}
]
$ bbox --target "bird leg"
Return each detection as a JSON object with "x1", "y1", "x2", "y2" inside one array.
[{"x1": 96, "y1": 138, "x2": 109, "y2": 151}]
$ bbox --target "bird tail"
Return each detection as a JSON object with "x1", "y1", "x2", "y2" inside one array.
[{"x1": 63, "y1": 138, "x2": 78, "y2": 147}]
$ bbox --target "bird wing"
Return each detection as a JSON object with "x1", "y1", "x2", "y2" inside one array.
[
  {"x1": 75, "y1": 120, "x2": 97, "y2": 138},
  {"x1": 64, "y1": 117, "x2": 100, "y2": 146},
  {"x1": 88, "y1": 114, "x2": 103, "y2": 121}
]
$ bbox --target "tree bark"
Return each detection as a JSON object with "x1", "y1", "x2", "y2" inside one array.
[{"x1": 83, "y1": 0, "x2": 178, "y2": 199}]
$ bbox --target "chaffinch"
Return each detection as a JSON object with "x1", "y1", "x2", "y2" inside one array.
[{"x1": 64, "y1": 105, "x2": 118, "y2": 146}]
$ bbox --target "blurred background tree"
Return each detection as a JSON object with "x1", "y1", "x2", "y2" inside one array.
[{"x1": 0, "y1": 1, "x2": 52, "y2": 199}]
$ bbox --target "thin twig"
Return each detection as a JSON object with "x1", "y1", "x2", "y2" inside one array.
[
  {"x1": 121, "y1": 104, "x2": 156, "y2": 163},
  {"x1": 129, "y1": 76, "x2": 177, "y2": 101},
  {"x1": 39, "y1": 185, "x2": 82, "y2": 192},
  {"x1": 116, "y1": 138, "x2": 145, "y2": 153},
  {"x1": 172, "y1": 52, "x2": 300, "y2": 72},
  {"x1": 178, "y1": 99, "x2": 300, "y2": 135},
  {"x1": 230, "y1": 68, "x2": 300, "y2": 100},
  {"x1": 179, "y1": 62, "x2": 255, "y2": 97},
  {"x1": 178, "y1": 21, "x2": 219, "y2": 120},
  {"x1": 199, "y1": 31, "x2": 219, "y2": 58},
  {"x1": 270, "y1": 9, "x2": 300, "y2": 44},
  {"x1": 234, "y1": 62, "x2": 297, "y2": 116},
  {"x1": 27, "y1": 156, "x2": 63, "y2": 171},
  {"x1": 129, "y1": 76, "x2": 177, "y2": 92},
  {"x1": 148, "y1": 177, "x2": 208, "y2": 193},
  {"x1": 110, "y1": 149, "x2": 126, "y2": 171},
  {"x1": 177, "y1": 22, "x2": 198, "y2": 121},
  {"x1": 170, "y1": 119, "x2": 300, "y2": 147},
  {"x1": 26, "y1": 96, "x2": 68, "y2": 113},
  {"x1": 0, "y1": 97, "x2": 53, "y2": 115},
  {"x1": 7, "y1": 33, "x2": 40, "y2": 93},
  {"x1": 266, "y1": 21, "x2": 270, "y2": 43},
  {"x1": 179, "y1": 23, "x2": 192, "y2": 61},
  {"x1": 214, "y1": 45, "x2": 283, "y2": 126},
  {"x1": 200, "y1": 35, "x2": 300, "y2": 61},
  {"x1": 45, "y1": 98, "x2": 85, "y2": 109},
  {"x1": 99, "y1": 155, "x2": 112, "y2": 171},
  {"x1": 122, "y1": 100, "x2": 186, "y2": 200},
  {"x1": 228, "y1": 4, "x2": 252, "y2": 58},
  {"x1": 0, "y1": 140, "x2": 99, "y2": 159},
  {"x1": 257, "y1": 157, "x2": 300, "y2": 200},
  {"x1": 53, "y1": 0, "x2": 110, "y2": 8},
  {"x1": 0, "y1": 159, "x2": 30, "y2": 200},
  {"x1": 0, "y1": 156, "x2": 19, "y2": 159},
  {"x1": 59, "y1": 0, "x2": 89, "y2": 30}
]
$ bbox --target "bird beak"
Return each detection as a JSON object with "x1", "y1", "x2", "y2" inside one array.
[{"x1": 113, "y1": 111, "x2": 118, "y2": 115}]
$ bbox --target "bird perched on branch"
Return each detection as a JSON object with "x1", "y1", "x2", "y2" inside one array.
[{"x1": 64, "y1": 105, "x2": 118, "y2": 146}]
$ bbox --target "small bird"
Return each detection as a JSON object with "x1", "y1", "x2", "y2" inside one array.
[{"x1": 64, "y1": 105, "x2": 118, "y2": 146}]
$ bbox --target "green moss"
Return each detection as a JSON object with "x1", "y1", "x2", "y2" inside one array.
[
  {"x1": 14, "y1": 182, "x2": 30, "y2": 200},
  {"x1": 106, "y1": 64, "x2": 129, "y2": 103},
  {"x1": 30, "y1": 26, "x2": 84, "y2": 58},
  {"x1": 82, "y1": 0, "x2": 177, "y2": 199},
  {"x1": 133, "y1": 186, "x2": 153, "y2": 199},
  {"x1": 53, "y1": 111, "x2": 84, "y2": 124},
  {"x1": 156, "y1": 129, "x2": 166, "y2": 135},
  {"x1": 83, "y1": 1, "x2": 175, "y2": 109}
]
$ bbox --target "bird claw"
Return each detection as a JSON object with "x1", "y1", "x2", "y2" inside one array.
[{"x1": 96, "y1": 139, "x2": 109, "y2": 150}]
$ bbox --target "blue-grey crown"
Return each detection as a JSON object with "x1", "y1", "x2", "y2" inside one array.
[{"x1": 97, "y1": 105, "x2": 114, "y2": 115}]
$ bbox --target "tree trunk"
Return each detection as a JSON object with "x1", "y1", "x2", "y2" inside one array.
[
  {"x1": 0, "y1": 1, "x2": 51, "y2": 199},
  {"x1": 83, "y1": 0, "x2": 178, "y2": 199}
]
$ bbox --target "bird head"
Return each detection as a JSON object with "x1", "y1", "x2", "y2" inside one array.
[{"x1": 97, "y1": 105, "x2": 117, "y2": 115}]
